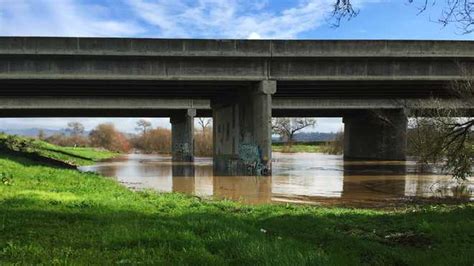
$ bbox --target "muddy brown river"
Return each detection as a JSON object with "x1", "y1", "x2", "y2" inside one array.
[{"x1": 79, "y1": 153, "x2": 473, "y2": 207}]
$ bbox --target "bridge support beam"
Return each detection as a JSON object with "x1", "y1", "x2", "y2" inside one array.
[
  {"x1": 343, "y1": 109, "x2": 407, "y2": 161},
  {"x1": 171, "y1": 109, "x2": 196, "y2": 162},
  {"x1": 212, "y1": 80, "x2": 276, "y2": 176}
]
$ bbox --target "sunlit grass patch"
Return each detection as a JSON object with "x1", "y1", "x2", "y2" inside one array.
[
  {"x1": 0, "y1": 134, "x2": 119, "y2": 166},
  {"x1": 0, "y1": 149, "x2": 473, "y2": 265}
]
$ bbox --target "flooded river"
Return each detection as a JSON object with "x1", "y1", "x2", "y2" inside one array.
[{"x1": 79, "y1": 153, "x2": 473, "y2": 207}]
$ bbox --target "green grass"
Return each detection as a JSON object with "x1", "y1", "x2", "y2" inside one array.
[
  {"x1": 0, "y1": 134, "x2": 119, "y2": 166},
  {"x1": 0, "y1": 152, "x2": 473, "y2": 265},
  {"x1": 272, "y1": 143, "x2": 323, "y2": 153}
]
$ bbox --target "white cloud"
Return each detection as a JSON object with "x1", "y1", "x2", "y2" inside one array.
[
  {"x1": 125, "y1": 0, "x2": 383, "y2": 39},
  {"x1": 126, "y1": 0, "x2": 334, "y2": 39},
  {"x1": 0, "y1": 0, "x2": 382, "y2": 38},
  {"x1": 247, "y1": 32, "x2": 262, "y2": 39},
  {"x1": 0, "y1": 0, "x2": 143, "y2": 37}
]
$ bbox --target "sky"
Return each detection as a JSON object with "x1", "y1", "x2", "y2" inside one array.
[{"x1": 0, "y1": 0, "x2": 472, "y2": 133}]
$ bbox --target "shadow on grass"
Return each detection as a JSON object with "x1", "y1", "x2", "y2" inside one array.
[
  {"x1": 0, "y1": 153, "x2": 74, "y2": 169},
  {"x1": 1, "y1": 152, "x2": 473, "y2": 265},
  {"x1": 0, "y1": 196, "x2": 473, "y2": 265},
  {"x1": 43, "y1": 147, "x2": 96, "y2": 161}
]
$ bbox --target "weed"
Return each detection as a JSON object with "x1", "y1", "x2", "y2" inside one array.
[{"x1": 1, "y1": 172, "x2": 13, "y2": 186}]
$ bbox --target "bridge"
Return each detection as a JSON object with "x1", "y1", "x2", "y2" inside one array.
[{"x1": 0, "y1": 37, "x2": 473, "y2": 175}]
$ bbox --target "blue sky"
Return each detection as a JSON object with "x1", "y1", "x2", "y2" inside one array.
[
  {"x1": 0, "y1": 0, "x2": 472, "y2": 133},
  {"x1": 1, "y1": 0, "x2": 471, "y2": 39}
]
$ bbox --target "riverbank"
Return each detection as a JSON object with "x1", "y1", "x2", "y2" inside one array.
[
  {"x1": 272, "y1": 143, "x2": 323, "y2": 153},
  {"x1": 0, "y1": 134, "x2": 119, "y2": 166},
  {"x1": 1, "y1": 144, "x2": 473, "y2": 264}
]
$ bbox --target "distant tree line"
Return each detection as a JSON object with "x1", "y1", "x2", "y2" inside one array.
[
  {"x1": 41, "y1": 122, "x2": 131, "y2": 152},
  {"x1": 40, "y1": 118, "x2": 214, "y2": 156}
]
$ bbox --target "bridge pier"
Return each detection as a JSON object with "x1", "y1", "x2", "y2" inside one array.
[
  {"x1": 212, "y1": 80, "x2": 276, "y2": 176},
  {"x1": 171, "y1": 109, "x2": 196, "y2": 162},
  {"x1": 343, "y1": 109, "x2": 407, "y2": 161}
]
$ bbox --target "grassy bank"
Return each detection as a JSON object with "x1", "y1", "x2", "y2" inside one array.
[
  {"x1": 0, "y1": 134, "x2": 119, "y2": 166},
  {"x1": 1, "y1": 149, "x2": 473, "y2": 264},
  {"x1": 272, "y1": 143, "x2": 323, "y2": 153}
]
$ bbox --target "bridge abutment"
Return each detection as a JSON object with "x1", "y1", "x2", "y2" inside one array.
[
  {"x1": 343, "y1": 109, "x2": 407, "y2": 161},
  {"x1": 212, "y1": 80, "x2": 276, "y2": 176},
  {"x1": 171, "y1": 109, "x2": 196, "y2": 162}
]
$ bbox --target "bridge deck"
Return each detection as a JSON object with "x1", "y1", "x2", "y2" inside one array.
[{"x1": 0, "y1": 37, "x2": 472, "y2": 117}]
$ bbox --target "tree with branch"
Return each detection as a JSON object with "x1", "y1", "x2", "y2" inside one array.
[
  {"x1": 272, "y1": 118, "x2": 317, "y2": 143},
  {"x1": 197, "y1": 118, "x2": 212, "y2": 133},
  {"x1": 135, "y1": 119, "x2": 152, "y2": 135},
  {"x1": 66, "y1": 122, "x2": 85, "y2": 137},
  {"x1": 332, "y1": 0, "x2": 473, "y2": 34},
  {"x1": 64, "y1": 122, "x2": 87, "y2": 147},
  {"x1": 409, "y1": 71, "x2": 473, "y2": 180}
]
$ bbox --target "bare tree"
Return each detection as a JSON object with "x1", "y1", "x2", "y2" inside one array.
[
  {"x1": 135, "y1": 119, "x2": 152, "y2": 135},
  {"x1": 194, "y1": 118, "x2": 213, "y2": 157},
  {"x1": 272, "y1": 118, "x2": 317, "y2": 143},
  {"x1": 332, "y1": 0, "x2": 473, "y2": 34},
  {"x1": 66, "y1": 122, "x2": 85, "y2": 136},
  {"x1": 409, "y1": 0, "x2": 473, "y2": 34},
  {"x1": 409, "y1": 71, "x2": 473, "y2": 180},
  {"x1": 197, "y1": 118, "x2": 212, "y2": 133},
  {"x1": 331, "y1": 0, "x2": 359, "y2": 27}
]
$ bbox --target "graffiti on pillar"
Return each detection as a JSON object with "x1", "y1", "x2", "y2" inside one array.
[
  {"x1": 174, "y1": 143, "x2": 191, "y2": 160},
  {"x1": 238, "y1": 143, "x2": 270, "y2": 176}
]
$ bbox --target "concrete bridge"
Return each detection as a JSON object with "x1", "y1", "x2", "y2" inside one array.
[{"x1": 0, "y1": 37, "x2": 473, "y2": 175}]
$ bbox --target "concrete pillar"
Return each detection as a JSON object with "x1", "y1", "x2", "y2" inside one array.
[
  {"x1": 343, "y1": 109, "x2": 407, "y2": 160},
  {"x1": 212, "y1": 80, "x2": 276, "y2": 176},
  {"x1": 170, "y1": 109, "x2": 196, "y2": 162}
]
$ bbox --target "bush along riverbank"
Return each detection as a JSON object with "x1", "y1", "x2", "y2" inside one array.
[{"x1": 0, "y1": 135, "x2": 473, "y2": 264}]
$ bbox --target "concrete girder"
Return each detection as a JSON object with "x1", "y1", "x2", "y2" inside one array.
[
  {"x1": 0, "y1": 97, "x2": 471, "y2": 117},
  {"x1": 0, "y1": 38, "x2": 472, "y2": 58},
  {"x1": 0, "y1": 38, "x2": 472, "y2": 86}
]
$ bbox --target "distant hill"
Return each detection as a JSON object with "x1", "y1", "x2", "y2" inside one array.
[
  {"x1": 272, "y1": 132, "x2": 338, "y2": 143},
  {"x1": 0, "y1": 128, "x2": 92, "y2": 138},
  {"x1": 3, "y1": 128, "x2": 339, "y2": 143},
  {"x1": 0, "y1": 128, "x2": 64, "y2": 137}
]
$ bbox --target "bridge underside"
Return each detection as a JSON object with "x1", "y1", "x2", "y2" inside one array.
[
  {"x1": 1, "y1": 81, "x2": 472, "y2": 176},
  {"x1": 0, "y1": 79, "x2": 472, "y2": 174},
  {"x1": 0, "y1": 37, "x2": 472, "y2": 175},
  {"x1": 0, "y1": 78, "x2": 459, "y2": 117},
  {"x1": 0, "y1": 78, "x2": 452, "y2": 98}
]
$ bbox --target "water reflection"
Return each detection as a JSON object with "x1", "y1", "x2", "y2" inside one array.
[
  {"x1": 213, "y1": 175, "x2": 272, "y2": 204},
  {"x1": 79, "y1": 153, "x2": 473, "y2": 207}
]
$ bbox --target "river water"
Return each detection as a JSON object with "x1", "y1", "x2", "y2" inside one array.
[{"x1": 79, "y1": 153, "x2": 473, "y2": 207}]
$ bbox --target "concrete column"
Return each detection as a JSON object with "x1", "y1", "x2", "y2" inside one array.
[
  {"x1": 212, "y1": 80, "x2": 276, "y2": 176},
  {"x1": 343, "y1": 109, "x2": 407, "y2": 161},
  {"x1": 170, "y1": 109, "x2": 196, "y2": 162}
]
